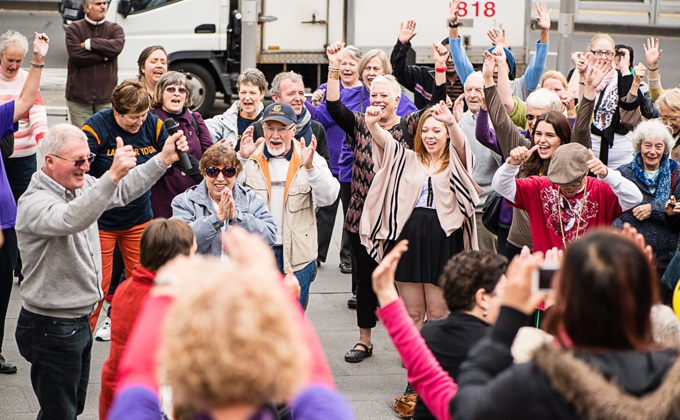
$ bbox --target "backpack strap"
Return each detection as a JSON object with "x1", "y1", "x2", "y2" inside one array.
[{"x1": 190, "y1": 112, "x2": 201, "y2": 136}]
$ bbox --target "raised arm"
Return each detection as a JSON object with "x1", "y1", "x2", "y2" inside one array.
[
  {"x1": 522, "y1": 2, "x2": 551, "y2": 91},
  {"x1": 365, "y1": 106, "x2": 390, "y2": 151},
  {"x1": 570, "y1": 58, "x2": 609, "y2": 147},
  {"x1": 326, "y1": 41, "x2": 345, "y2": 103},
  {"x1": 490, "y1": 48, "x2": 516, "y2": 115},
  {"x1": 492, "y1": 145, "x2": 539, "y2": 203},
  {"x1": 448, "y1": 0, "x2": 474, "y2": 84},
  {"x1": 14, "y1": 33, "x2": 48, "y2": 122},
  {"x1": 431, "y1": 101, "x2": 468, "y2": 167},
  {"x1": 644, "y1": 37, "x2": 664, "y2": 101},
  {"x1": 390, "y1": 20, "x2": 422, "y2": 93}
]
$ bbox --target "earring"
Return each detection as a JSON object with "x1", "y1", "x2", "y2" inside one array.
[{"x1": 483, "y1": 311, "x2": 488, "y2": 318}]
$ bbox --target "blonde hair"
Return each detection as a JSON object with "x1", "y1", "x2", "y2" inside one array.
[
  {"x1": 358, "y1": 49, "x2": 392, "y2": 78},
  {"x1": 414, "y1": 109, "x2": 450, "y2": 174},
  {"x1": 161, "y1": 259, "x2": 306, "y2": 410},
  {"x1": 540, "y1": 70, "x2": 568, "y2": 90},
  {"x1": 588, "y1": 33, "x2": 615, "y2": 51},
  {"x1": 656, "y1": 88, "x2": 680, "y2": 114},
  {"x1": 370, "y1": 74, "x2": 401, "y2": 100}
]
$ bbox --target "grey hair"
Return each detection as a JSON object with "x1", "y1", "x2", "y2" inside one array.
[
  {"x1": 370, "y1": 74, "x2": 401, "y2": 100},
  {"x1": 340, "y1": 45, "x2": 363, "y2": 63},
  {"x1": 526, "y1": 88, "x2": 562, "y2": 112},
  {"x1": 0, "y1": 30, "x2": 28, "y2": 57},
  {"x1": 631, "y1": 119, "x2": 674, "y2": 155},
  {"x1": 40, "y1": 124, "x2": 88, "y2": 166},
  {"x1": 464, "y1": 71, "x2": 484, "y2": 89},
  {"x1": 271, "y1": 71, "x2": 304, "y2": 97},
  {"x1": 152, "y1": 71, "x2": 191, "y2": 108},
  {"x1": 358, "y1": 49, "x2": 392, "y2": 78}
]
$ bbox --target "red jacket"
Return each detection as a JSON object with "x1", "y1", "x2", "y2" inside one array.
[{"x1": 99, "y1": 264, "x2": 155, "y2": 420}]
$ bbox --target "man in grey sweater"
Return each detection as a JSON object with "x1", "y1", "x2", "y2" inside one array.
[
  {"x1": 14, "y1": 123, "x2": 187, "y2": 419},
  {"x1": 456, "y1": 72, "x2": 503, "y2": 252}
]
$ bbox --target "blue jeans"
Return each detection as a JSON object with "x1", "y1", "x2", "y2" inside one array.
[
  {"x1": 273, "y1": 246, "x2": 317, "y2": 309},
  {"x1": 15, "y1": 308, "x2": 93, "y2": 420}
]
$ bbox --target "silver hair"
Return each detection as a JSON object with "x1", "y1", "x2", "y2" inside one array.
[
  {"x1": 340, "y1": 45, "x2": 363, "y2": 63},
  {"x1": 39, "y1": 124, "x2": 88, "y2": 166},
  {"x1": 152, "y1": 70, "x2": 191, "y2": 108},
  {"x1": 271, "y1": 71, "x2": 304, "y2": 97},
  {"x1": 525, "y1": 88, "x2": 562, "y2": 112},
  {"x1": 631, "y1": 119, "x2": 674, "y2": 155},
  {"x1": 0, "y1": 30, "x2": 28, "y2": 58},
  {"x1": 464, "y1": 71, "x2": 484, "y2": 89},
  {"x1": 370, "y1": 74, "x2": 401, "y2": 100}
]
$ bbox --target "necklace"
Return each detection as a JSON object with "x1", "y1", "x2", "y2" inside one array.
[
  {"x1": 380, "y1": 114, "x2": 399, "y2": 130},
  {"x1": 557, "y1": 182, "x2": 588, "y2": 249}
]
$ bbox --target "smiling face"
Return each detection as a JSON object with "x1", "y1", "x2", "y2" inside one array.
[
  {"x1": 272, "y1": 78, "x2": 305, "y2": 117},
  {"x1": 114, "y1": 109, "x2": 148, "y2": 134},
  {"x1": 162, "y1": 83, "x2": 187, "y2": 114},
  {"x1": 0, "y1": 44, "x2": 24, "y2": 79},
  {"x1": 640, "y1": 137, "x2": 666, "y2": 171},
  {"x1": 659, "y1": 104, "x2": 680, "y2": 135},
  {"x1": 420, "y1": 116, "x2": 448, "y2": 159},
  {"x1": 533, "y1": 120, "x2": 561, "y2": 160},
  {"x1": 464, "y1": 74, "x2": 484, "y2": 114},
  {"x1": 263, "y1": 120, "x2": 295, "y2": 157},
  {"x1": 238, "y1": 82, "x2": 265, "y2": 118},
  {"x1": 142, "y1": 49, "x2": 168, "y2": 89},
  {"x1": 205, "y1": 165, "x2": 237, "y2": 202},
  {"x1": 340, "y1": 53, "x2": 360, "y2": 87},
  {"x1": 369, "y1": 81, "x2": 399, "y2": 122},
  {"x1": 362, "y1": 56, "x2": 385, "y2": 90},
  {"x1": 44, "y1": 139, "x2": 92, "y2": 192}
]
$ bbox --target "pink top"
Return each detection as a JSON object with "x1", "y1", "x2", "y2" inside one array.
[{"x1": 376, "y1": 299, "x2": 456, "y2": 420}]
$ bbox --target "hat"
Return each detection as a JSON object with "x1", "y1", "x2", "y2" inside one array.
[
  {"x1": 262, "y1": 102, "x2": 296, "y2": 125},
  {"x1": 486, "y1": 46, "x2": 516, "y2": 80},
  {"x1": 547, "y1": 143, "x2": 589, "y2": 185}
]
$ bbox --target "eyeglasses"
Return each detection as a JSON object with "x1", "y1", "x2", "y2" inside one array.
[
  {"x1": 50, "y1": 153, "x2": 96, "y2": 167},
  {"x1": 205, "y1": 166, "x2": 237, "y2": 178},
  {"x1": 661, "y1": 116, "x2": 680, "y2": 124},
  {"x1": 590, "y1": 50, "x2": 615, "y2": 58},
  {"x1": 525, "y1": 114, "x2": 537, "y2": 121},
  {"x1": 166, "y1": 86, "x2": 188, "y2": 94},
  {"x1": 264, "y1": 125, "x2": 294, "y2": 135}
]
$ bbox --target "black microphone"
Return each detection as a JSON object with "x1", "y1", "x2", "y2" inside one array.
[{"x1": 163, "y1": 119, "x2": 191, "y2": 171}]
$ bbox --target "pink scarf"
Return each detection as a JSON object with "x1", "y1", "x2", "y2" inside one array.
[{"x1": 595, "y1": 62, "x2": 617, "y2": 93}]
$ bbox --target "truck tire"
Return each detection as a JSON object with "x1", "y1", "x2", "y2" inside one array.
[{"x1": 171, "y1": 62, "x2": 216, "y2": 116}]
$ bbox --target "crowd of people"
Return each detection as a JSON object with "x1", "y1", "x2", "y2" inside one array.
[{"x1": 1, "y1": 0, "x2": 680, "y2": 418}]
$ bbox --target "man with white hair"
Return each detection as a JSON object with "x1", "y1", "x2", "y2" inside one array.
[
  {"x1": 14, "y1": 123, "x2": 187, "y2": 418},
  {"x1": 65, "y1": 0, "x2": 125, "y2": 128}
]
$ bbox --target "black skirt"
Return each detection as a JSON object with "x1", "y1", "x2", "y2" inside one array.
[{"x1": 387, "y1": 207, "x2": 464, "y2": 285}]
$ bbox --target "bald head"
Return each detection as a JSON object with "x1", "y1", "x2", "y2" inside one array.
[{"x1": 464, "y1": 71, "x2": 485, "y2": 115}]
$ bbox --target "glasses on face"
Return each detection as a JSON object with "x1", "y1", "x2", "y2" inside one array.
[
  {"x1": 590, "y1": 50, "x2": 615, "y2": 58},
  {"x1": 166, "y1": 86, "x2": 188, "y2": 95},
  {"x1": 264, "y1": 125, "x2": 294, "y2": 135},
  {"x1": 525, "y1": 114, "x2": 537, "y2": 121},
  {"x1": 205, "y1": 166, "x2": 237, "y2": 178},
  {"x1": 661, "y1": 116, "x2": 680, "y2": 124},
  {"x1": 51, "y1": 153, "x2": 96, "y2": 167}
]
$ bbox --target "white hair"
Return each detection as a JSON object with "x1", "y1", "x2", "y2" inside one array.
[
  {"x1": 464, "y1": 71, "x2": 484, "y2": 89},
  {"x1": 631, "y1": 119, "x2": 674, "y2": 155},
  {"x1": 525, "y1": 88, "x2": 562, "y2": 112},
  {"x1": 40, "y1": 124, "x2": 88, "y2": 166},
  {"x1": 0, "y1": 30, "x2": 28, "y2": 57},
  {"x1": 370, "y1": 74, "x2": 401, "y2": 100}
]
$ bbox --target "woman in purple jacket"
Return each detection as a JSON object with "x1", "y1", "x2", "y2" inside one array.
[{"x1": 151, "y1": 71, "x2": 213, "y2": 218}]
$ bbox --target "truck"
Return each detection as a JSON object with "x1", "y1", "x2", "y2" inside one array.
[{"x1": 58, "y1": 0, "x2": 530, "y2": 116}]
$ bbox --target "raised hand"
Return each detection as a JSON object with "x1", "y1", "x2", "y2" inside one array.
[
  {"x1": 109, "y1": 137, "x2": 138, "y2": 183},
  {"x1": 453, "y1": 94, "x2": 465, "y2": 122},
  {"x1": 432, "y1": 42, "x2": 449, "y2": 68},
  {"x1": 571, "y1": 51, "x2": 583, "y2": 67},
  {"x1": 502, "y1": 252, "x2": 546, "y2": 315},
  {"x1": 216, "y1": 188, "x2": 231, "y2": 222},
  {"x1": 365, "y1": 105, "x2": 383, "y2": 126},
  {"x1": 449, "y1": 0, "x2": 461, "y2": 23},
  {"x1": 311, "y1": 88, "x2": 326, "y2": 107},
  {"x1": 587, "y1": 149, "x2": 608, "y2": 178},
  {"x1": 487, "y1": 27, "x2": 509, "y2": 49},
  {"x1": 632, "y1": 203, "x2": 652, "y2": 221},
  {"x1": 372, "y1": 240, "x2": 408, "y2": 307},
  {"x1": 508, "y1": 144, "x2": 539, "y2": 166},
  {"x1": 585, "y1": 58, "x2": 609, "y2": 88},
  {"x1": 398, "y1": 20, "x2": 417, "y2": 45},
  {"x1": 576, "y1": 52, "x2": 590, "y2": 76},
  {"x1": 32, "y1": 32, "x2": 49, "y2": 60},
  {"x1": 643, "y1": 37, "x2": 662, "y2": 69},
  {"x1": 299, "y1": 134, "x2": 317, "y2": 169},
  {"x1": 238, "y1": 125, "x2": 263, "y2": 159},
  {"x1": 536, "y1": 1, "x2": 552, "y2": 30},
  {"x1": 159, "y1": 129, "x2": 188, "y2": 166},
  {"x1": 633, "y1": 62, "x2": 646, "y2": 84},
  {"x1": 560, "y1": 90, "x2": 575, "y2": 117},
  {"x1": 326, "y1": 41, "x2": 345, "y2": 66},
  {"x1": 617, "y1": 47, "x2": 631, "y2": 71},
  {"x1": 431, "y1": 100, "x2": 455, "y2": 126},
  {"x1": 482, "y1": 51, "x2": 495, "y2": 85},
  {"x1": 491, "y1": 45, "x2": 507, "y2": 63}
]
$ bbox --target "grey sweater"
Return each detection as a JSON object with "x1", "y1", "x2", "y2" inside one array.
[{"x1": 16, "y1": 156, "x2": 169, "y2": 318}]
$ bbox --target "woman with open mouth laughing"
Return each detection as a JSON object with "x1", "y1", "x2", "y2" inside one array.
[
  {"x1": 137, "y1": 45, "x2": 167, "y2": 101},
  {"x1": 151, "y1": 71, "x2": 213, "y2": 218}
]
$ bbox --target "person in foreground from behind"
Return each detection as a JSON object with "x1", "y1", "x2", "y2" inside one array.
[
  {"x1": 14, "y1": 123, "x2": 188, "y2": 419},
  {"x1": 99, "y1": 218, "x2": 197, "y2": 419},
  {"x1": 108, "y1": 227, "x2": 353, "y2": 420},
  {"x1": 450, "y1": 229, "x2": 680, "y2": 419}
]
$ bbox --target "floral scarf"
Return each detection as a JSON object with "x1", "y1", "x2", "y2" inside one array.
[
  {"x1": 593, "y1": 70, "x2": 618, "y2": 131},
  {"x1": 631, "y1": 153, "x2": 678, "y2": 203}
]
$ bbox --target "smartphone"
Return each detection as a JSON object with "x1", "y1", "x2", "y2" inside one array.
[{"x1": 532, "y1": 262, "x2": 559, "y2": 293}]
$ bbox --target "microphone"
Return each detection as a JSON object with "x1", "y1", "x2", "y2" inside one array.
[{"x1": 163, "y1": 118, "x2": 191, "y2": 171}]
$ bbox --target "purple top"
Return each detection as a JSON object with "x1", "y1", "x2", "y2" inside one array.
[
  {"x1": 0, "y1": 101, "x2": 18, "y2": 229},
  {"x1": 306, "y1": 82, "x2": 345, "y2": 175},
  {"x1": 150, "y1": 107, "x2": 213, "y2": 218},
  {"x1": 335, "y1": 84, "x2": 418, "y2": 182}
]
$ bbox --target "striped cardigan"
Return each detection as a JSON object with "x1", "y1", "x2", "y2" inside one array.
[{"x1": 360, "y1": 129, "x2": 482, "y2": 262}]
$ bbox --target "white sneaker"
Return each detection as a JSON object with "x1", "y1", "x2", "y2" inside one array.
[{"x1": 95, "y1": 317, "x2": 111, "y2": 342}]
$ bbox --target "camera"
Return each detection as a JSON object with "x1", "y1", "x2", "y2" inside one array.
[{"x1": 532, "y1": 262, "x2": 559, "y2": 293}]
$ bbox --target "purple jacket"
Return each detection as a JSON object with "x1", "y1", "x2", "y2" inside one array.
[
  {"x1": 305, "y1": 82, "x2": 344, "y2": 175},
  {"x1": 0, "y1": 101, "x2": 17, "y2": 229},
  {"x1": 150, "y1": 107, "x2": 213, "y2": 218}
]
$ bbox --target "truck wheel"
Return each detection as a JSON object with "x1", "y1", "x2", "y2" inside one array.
[{"x1": 172, "y1": 62, "x2": 216, "y2": 116}]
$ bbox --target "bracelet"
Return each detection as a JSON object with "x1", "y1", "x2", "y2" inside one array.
[
  {"x1": 448, "y1": 21, "x2": 460, "y2": 28},
  {"x1": 328, "y1": 66, "x2": 340, "y2": 71},
  {"x1": 446, "y1": 120, "x2": 455, "y2": 127},
  {"x1": 435, "y1": 67, "x2": 447, "y2": 73},
  {"x1": 578, "y1": 81, "x2": 586, "y2": 85},
  {"x1": 648, "y1": 67, "x2": 658, "y2": 71},
  {"x1": 30, "y1": 62, "x2": 44, "y2": 68},
  {"x1": 328, "y1": 68, "x2": 340, "y2": 80}
]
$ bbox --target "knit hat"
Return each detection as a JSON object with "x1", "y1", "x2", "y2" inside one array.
[
  {"x1": 487, "y1": 46, "x2": 516, "y2": 80},
  {"x1": 547, "y1": 143, "x2": 589, "y2": 185}
]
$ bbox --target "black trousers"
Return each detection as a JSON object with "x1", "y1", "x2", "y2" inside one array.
[
  {"x1": 348, "y1": 231, "x2": 378, "y2": 329},
  {"x1": 0, "y1": 228, "x2": 17, "y2": 353},
  {"x1": 339, "y1": 181, "x2": 356, "y2": 291},
  {"x1": 3, "y1": 154, "x2": 36, "y2": 278}
]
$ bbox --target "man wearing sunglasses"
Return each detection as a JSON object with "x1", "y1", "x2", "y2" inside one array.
[
  {"x1": 14, "y1": 123, "x2": 188, "y2": 419},
  {"x1": 239, "y1": 102, "x2": 339, "y2": 309}
]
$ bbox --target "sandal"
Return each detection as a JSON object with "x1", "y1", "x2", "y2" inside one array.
[{"x1": 344, "y1": 342, "x2": 373, "y2": 363}]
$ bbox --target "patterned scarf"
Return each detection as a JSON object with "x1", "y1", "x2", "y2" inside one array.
[
  {"x1": 593, "y1": 73, "x2": 618, "y2": 131},
  {"x1": 630, "y1": 153, "x2": 678, "y2": 203},
  {"x1": 295, "y1": 106, "x2": 313, "y2": 145}
]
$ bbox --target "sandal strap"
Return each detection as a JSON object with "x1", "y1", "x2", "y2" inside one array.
[{"x1": 353, "y1": 342, "x2": 370, "y2": 352}]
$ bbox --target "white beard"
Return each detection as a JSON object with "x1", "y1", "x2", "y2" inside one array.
[{"x1": 266, "y1": 144, "x2": 285, "y2": 157}]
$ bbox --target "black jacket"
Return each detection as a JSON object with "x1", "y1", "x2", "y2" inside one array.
[{"x1": 450, "y1": 306, "x2": 680, "y2": 420}]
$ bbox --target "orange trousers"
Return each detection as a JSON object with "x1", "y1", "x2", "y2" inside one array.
[{"x1": 91, "y1": 221, "x2": 150, "y2": 331}]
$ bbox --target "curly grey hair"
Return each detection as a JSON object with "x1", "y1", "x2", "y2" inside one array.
[
  {"x1": 0, "y1": 30, "x2": 28, "y2": 58},
  {"x1": 631, "y1": 119, "x2": 674, "y2": 155}
]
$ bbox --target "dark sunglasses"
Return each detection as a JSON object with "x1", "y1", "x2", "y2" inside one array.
[
  {"x1": 525, "y1": 114, "x2": 537, "y2": 121},
  {"x1": 205, "y1": 166, "x2": 237, "y2": 178},
  {"x1": 166, "y1": 86, "x2": 188, "y2": 94},
  {"x1": 51, "y1": 153, "x2": 96, "y2": 167}
]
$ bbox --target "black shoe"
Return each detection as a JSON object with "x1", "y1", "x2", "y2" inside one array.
[
  {"x1": 344, "y1": 342, "x2": 373, "y2": 363},
  {"x1": 404, "y1": 382, "x2": 414, "y2": 395},
  {"x1": 339, "y1": 261, "x2": 352, "y2": 274},
  {"x1": 0, "y1": 355, "x2": 17, "y2": 374},
  {"x1": 347, "y1": 294, "x2": 357, "y2": 309}
]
